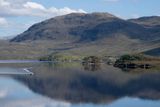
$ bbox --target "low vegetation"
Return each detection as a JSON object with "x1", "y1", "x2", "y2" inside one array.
[
  {"x1": 115, "y1": 54, "x2": 144, "y2": 64},
  {"x1": 39, "y1": 53, "x2": 82, "y2": 62},
  {"x1": 114, "y1": 54, "x2": 160, "y2": 70},
  {"x1": 82, "y1": 56, "x2": 101, "y2": 63}
]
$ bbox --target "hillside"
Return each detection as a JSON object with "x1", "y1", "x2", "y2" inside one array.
[
  {"x1": 0, "y1": 13, "x2": 159, "y2": 60},
  {"x1": 144, "y1": 47, "x2": 160, "y2": 57},
  {"x1": 11, "y1": 13, "x2": 160, "y2": 42},
  {"x1": 11, "y1": 12, "x2": 117, "y2": 42},
  {"x1": 128, "y1": 16, "x2": 160, "y2": 27}
]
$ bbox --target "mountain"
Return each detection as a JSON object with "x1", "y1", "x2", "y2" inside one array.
[
  {"x1": 128, "y1": 16, "x2": 160, "y2": 27},
  {"x1": 0, "y1": 12, "x2": 159, "y2": 59},
  {"x1": 11, "y1": 12, "x2": 117, "y2": 42},
  {"x1": 10, "y1": 13, "x2": 160, "y2": 42}
]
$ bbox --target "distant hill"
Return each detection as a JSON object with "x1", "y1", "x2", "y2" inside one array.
[
  {"x1": 128, "y1": 16, "x2": 160, "y2": 27},
  {"x1": 144, "y1": 47, "x2": 160, "y2": 57},
  {"x1": 10, "y1": 13, "x2": 160, "y2": 42},
  {"x1": 0, "y1": 35, "x2": 15, "y2": 40}
]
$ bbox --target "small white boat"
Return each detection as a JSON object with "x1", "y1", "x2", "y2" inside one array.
[{"x1": 23, "y1": 68, "x2": 34, "y2": 75}]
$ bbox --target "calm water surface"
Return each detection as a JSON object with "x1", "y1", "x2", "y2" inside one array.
[{"x1": 0, "y1": 61, "x2": 160, "y2": 107}]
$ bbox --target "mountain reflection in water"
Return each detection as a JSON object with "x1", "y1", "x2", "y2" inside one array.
[{"x1": 11, "y1": 62, "x2": 160, "y2": 105}]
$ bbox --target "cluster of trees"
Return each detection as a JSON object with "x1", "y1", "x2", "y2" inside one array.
[
  {"x1": 39, "y1": 53, "x2": 147, "y2": 65},
  {"x1": 39, "y1": 54, "x2": 81, "y2": 62},
  {"x1": 113, "y1": 54, "x2": 150, "y2": 69},
  {"x1": 82, "y1": 56, "x2": 101, "y2": 71},
  {"x1": 115, "y1": 54, "x2": 144, "y2": 64},
  {"x1": 82, "y1": 56, "x2": 101, "y2": 63}
]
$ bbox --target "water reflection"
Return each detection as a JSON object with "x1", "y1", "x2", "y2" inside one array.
[
  {"x1": 1, "y1": 76, "x2": 160, "y2": 107},
  {"x1": 0, "y1": 62, "x2": 160, "y2": 106},
  {"x1": 0, "y1": 77, "x2": 70, "y2": 107},
  {"x1": 12, "y1": 62, "x2": 160, "y2": 104},
  {"x1": 82, "y1": 63, "x2": 101, "y2": 71}
]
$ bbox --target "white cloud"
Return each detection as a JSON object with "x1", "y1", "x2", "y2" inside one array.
[
  {"x1": 23, "y1": 2, "x2": 45, "y2": 10},
  {"x1": 0, "y1": 0, "x2": 86, "y2": 18},
  {"x1": 0, "y1": 0, "x2": 86, "y2": 37},
  {"x1": 0, "y1": 17, "x2": 8, "y2": 26},
  {"x1": 0, "y1": 0, "x2": 10, "y2": 6}
]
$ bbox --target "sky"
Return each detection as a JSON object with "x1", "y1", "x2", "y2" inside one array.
[{"x1": 0, "y1": 0, "x2": 160, "y2": 38}]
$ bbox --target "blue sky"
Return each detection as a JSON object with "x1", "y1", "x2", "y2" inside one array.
[
  {"x1": 0, "y1": 0, "x2": 160, "y2": 38},
  {"x1": 32, "y1": 0, "x2": 160, "y2": 17}
]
